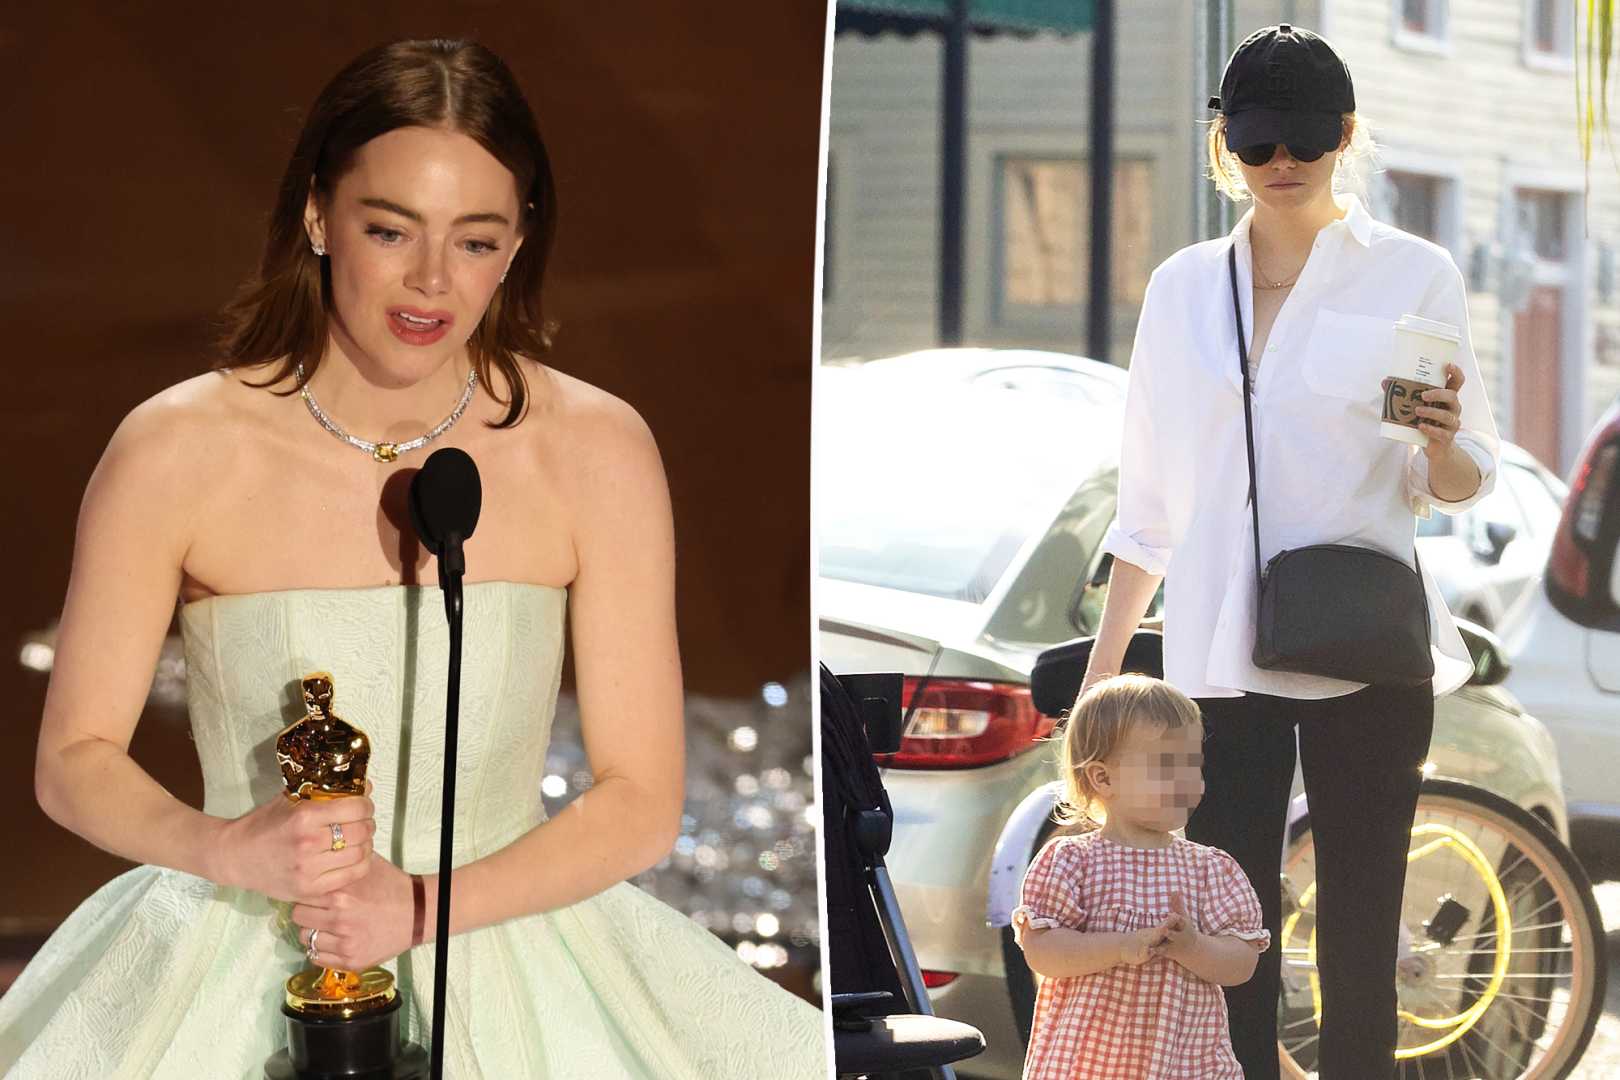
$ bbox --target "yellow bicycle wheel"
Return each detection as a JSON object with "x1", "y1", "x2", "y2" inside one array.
[{"x1": 1276, "y1": 779, "x2": 1604, "y2": 1080}]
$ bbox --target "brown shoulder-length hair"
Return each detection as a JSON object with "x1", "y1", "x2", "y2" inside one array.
[{"x1": 217, "y1": 38, "x2": 558, "y2": 428}]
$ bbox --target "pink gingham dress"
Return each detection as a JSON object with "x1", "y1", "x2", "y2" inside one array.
[{"x1": 1014, "y1": 832, "x2": 1270, "y2": 1080}]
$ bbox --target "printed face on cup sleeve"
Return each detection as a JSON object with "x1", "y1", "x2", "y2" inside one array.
[{"x1": 1383, "y1": 377, "x2": 1427, "y2": 427}]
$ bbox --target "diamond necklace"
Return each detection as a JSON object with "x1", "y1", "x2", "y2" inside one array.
[{"x1": 295, "y1": 361, "x2": 478, "y2": 463}]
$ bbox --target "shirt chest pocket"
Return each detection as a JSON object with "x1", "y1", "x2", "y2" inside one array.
[{"x1": 1301, "y1": 308, "x2": 1396, "y2": 410}]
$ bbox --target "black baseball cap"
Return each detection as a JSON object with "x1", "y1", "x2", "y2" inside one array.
[{"x1": 1208, "y1": 24, "x2": 1355, "y2": 155}]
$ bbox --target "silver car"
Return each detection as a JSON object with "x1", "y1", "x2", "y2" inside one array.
[
  {"x1": 817, "y1": 349, "x2": 1572, "y2": 1079},
  {"x1": 1416, "y1": 441, "x2": 1568, "y2": 630}
]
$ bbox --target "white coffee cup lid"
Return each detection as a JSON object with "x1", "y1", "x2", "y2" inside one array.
[{"x1": 1395, "y1": 313, "x2": 1461, "y2": 343}]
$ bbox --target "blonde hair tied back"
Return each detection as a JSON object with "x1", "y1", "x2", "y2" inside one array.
[{"x1": 1053, "y1": 673, "x2": 1203, "y2": 830}]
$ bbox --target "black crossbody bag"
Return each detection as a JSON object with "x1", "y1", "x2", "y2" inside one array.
[{"x1": 1228, "y1": 244, "x2": 1434, "y2": 686}]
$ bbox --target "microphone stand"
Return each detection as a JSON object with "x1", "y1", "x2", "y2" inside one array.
[{"x1": 429, "y1": 531, "x2": 465, "y2": 1080}]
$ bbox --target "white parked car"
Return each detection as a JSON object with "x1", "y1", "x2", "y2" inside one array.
[
  {"x1": 1499, "y1": 395, "x2": 1620, "y2": 883},
  {"x1": 1416, "y1": 441, "x2": 1568, "y2": 630}
]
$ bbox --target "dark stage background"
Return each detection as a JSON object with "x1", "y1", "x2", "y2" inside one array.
[{"x1": 0, "y1": 0, "x2": 826, "y2": 985}]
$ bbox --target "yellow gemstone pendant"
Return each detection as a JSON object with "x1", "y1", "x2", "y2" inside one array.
[{"x1": 373, "y1": 443, "x2": 399, "y2": 463}]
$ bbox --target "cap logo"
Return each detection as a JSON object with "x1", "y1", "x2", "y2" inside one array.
[{"x1": 1265, "y1": 58, "x2": 1296, "y2": 109}]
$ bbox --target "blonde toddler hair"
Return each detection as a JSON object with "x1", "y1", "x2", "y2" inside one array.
[{"x1": 1054, "y1": 673, "x2": 1203, "y2": 829}]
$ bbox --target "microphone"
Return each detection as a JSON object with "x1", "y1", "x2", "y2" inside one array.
[
  {"x1": 408, "y1": 447, "x2": 482, "y2": 597},
  {"x1": 406, "y1": 446, "x2": 481, "y2": 1080}
]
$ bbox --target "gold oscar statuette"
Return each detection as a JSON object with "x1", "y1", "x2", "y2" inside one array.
[{"x1": 275, "y1": 672, "x2": 395, "y2": 1016}]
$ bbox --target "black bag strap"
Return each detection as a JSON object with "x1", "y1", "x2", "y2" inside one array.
[
  {"x1": 1228, "y1": 244, "x2": 1266, "y2": 594},
  {"x1": 1226, "y1": 242, "x2": 1428, "y2": 608}
]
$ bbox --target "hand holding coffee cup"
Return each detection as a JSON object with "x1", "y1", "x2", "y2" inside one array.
[
  {"x1": 1382, "y1": 363, "x2": 1466, "y2": 460},
  {"x1": 1381, "y1": 314, "x2": 1463, "y2": 453}
]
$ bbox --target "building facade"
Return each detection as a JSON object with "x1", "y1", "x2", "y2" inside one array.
[{"x1": 823, "y1": 0, "x2": 1620, "y2": 476}]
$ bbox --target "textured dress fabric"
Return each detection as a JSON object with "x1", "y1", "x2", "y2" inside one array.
[
  {"x1": 1013, "y1": 832, "x2": 1270, "y2": 1080},
  {"x1": 0, "y1": 582, "x2": 826, "y2": 1079}
]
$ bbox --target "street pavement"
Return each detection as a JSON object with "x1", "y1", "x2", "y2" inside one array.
[{"x1": 1569, "y1": 880, "x2": 1620, "y2": 1076}]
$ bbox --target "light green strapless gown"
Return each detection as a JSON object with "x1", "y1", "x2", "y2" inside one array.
[{"x1": 0, "y1": 582, "x2": 826, "y2": 1079}]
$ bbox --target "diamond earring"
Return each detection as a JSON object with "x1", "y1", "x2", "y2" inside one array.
[
  {"x1": 500, "y1": 267, "x2": 509, "y2": 284},
  {"x1": 311, "y1": 240, "x2": 326, "y2": 257}
]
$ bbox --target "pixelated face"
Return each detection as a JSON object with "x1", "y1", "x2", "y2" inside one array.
[{"x1": 1104, "y1": 719, "x2": 1206, "y2": 831}]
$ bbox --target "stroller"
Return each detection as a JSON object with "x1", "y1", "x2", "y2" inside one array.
[{"x1": 821, "y1": 664, "x2": 985, "y2": 1080}]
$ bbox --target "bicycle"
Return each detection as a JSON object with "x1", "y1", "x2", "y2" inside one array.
[{"x1": 1277, "y1": 778, "x2": 1607, "y2": 1079}]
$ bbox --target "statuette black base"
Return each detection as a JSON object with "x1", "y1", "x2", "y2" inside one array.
[{"x1": 263, "y1": 993, "x2": 428, "y2": 1079}]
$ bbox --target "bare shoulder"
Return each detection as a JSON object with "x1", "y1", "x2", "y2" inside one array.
[
  {"x1": 539, "y1": 365, "x2": 657, "y2": 447},
  {"x1": 90, "y1": 369, "x2": 273, "y2": 531},
  {"x1": 102, "y1": 370, "x2": 261, "y2": 473},
  {"x1": 53, "y1": 369, "x2": 273, "y2": 590},
  {"x1": 516, "y1": 363, "x2": 672, "y2": 570},
  {"x1": 528, "y1": 363, "x2": 666, "y2": 483}
]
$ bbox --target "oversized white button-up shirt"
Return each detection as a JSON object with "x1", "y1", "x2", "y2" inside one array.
[{"x1": 1100, "y1": 193, "x2": 1500, "y2": 700}]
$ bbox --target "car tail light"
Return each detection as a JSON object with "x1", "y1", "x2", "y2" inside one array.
[
  {"x1": 921, "y1": 970, "x2": 959, "y2": 988},
  {"x1": 874, "y1": 678, "x2": 1054, "y2": 769},
  {"x1": 1547, "y1": 401, "x2": 1620, "y2": 621}
]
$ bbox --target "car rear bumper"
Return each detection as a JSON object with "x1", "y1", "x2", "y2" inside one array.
[{"x1": 881, "y1": 750, "x2": 1052, "y2": 977}]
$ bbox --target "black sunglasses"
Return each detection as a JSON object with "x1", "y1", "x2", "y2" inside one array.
[{"x1": 1233, "y1": 142, "x2": 1328, "y2": 166}]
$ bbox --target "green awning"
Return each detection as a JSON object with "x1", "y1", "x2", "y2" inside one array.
[{"x1": 837, "y1": 0, "x2": 1093, "y2": 35}]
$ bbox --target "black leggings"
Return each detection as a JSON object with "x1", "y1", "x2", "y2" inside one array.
[{"x1": 1184, "y1": 682, "x2": 1435, "y2": 1080}]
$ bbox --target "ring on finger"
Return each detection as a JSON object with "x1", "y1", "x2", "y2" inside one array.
[
  {"x1": 306, "y1": 927, "x2": 321, "y2": 962},
  {"x1": 330, "y1": 822, "x2": 345, "y2": 852}
]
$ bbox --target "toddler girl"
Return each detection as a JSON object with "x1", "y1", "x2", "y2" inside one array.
[{"x1": 1012, "y1": 674, "x2": 1269, "y2": 1079}]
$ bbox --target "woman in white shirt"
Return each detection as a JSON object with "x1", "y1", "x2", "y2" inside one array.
[{"x1": 1080, "y1": 25, "x2": 1500, "y2": 1080}]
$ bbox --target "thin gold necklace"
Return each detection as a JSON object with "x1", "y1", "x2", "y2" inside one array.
[{"x1": 1251, "y1": 254, "x2": 1302, "y2": 290}]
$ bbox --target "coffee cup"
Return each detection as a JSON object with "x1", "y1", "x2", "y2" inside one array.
[{"x1": 1381, "y1": 314, "x2": 1460, "y2": 446}]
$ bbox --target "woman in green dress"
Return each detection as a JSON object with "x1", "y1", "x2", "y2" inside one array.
[{"x1": 2, "y1": 38, "x2": 825, "y2": 1079}]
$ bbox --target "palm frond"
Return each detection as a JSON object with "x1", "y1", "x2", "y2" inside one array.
[{"x1": 1576, "y1": 0, "x2": 1619, "y2": 211}]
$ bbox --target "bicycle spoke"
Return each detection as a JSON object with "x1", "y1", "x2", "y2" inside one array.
[
  {"x1": 1478, "y1": 986, "x2": 1561, "y2": 1009},
  {"x1": 1407, "y1": 981, "x2": 1464, "y2": 1033},
  {"x1": 1458, "y1": 1001, "x2": 1536, "y2": 1071},
  {"x1": 1286, "y1": 789, "x2": 1601, "y2": 1080},
  {"x1": 1442, "y1": 987, "x2": 1563, "y2": 1010},
  {"x1": 1425, "y1": 944, "x2": 1573, "y2": 958},
  {"x1": 1489, "y1": 987, "x2": 1553, "y2": 1031},
  {"x1": 1455, "y1": 1027, "x2": 1495, "y2": 1079},
  {"x1": 1284, "y1": 1029, "x2": 1320, "y2": 1054},
  {"x1": 1431, "y1": 971, "x2": 1571, "y2": 982},
  {"x1": 1453, "y1": 1029, "x2": 1496, "y2": 1080},
  {"x1": 1500, "y1": 871, "x2": 1548, "y2": 912},
  {"x1": 1495, "y1": 846, "x2": 1533, "y2": 886},
  {"x1": 1428, "y1": 811, "x2": 1466, "y2": 926},
  {"x1": 1449, "y1": 918, "x2": 1571, "y2": 940},
  {"x1": 1516, "y1": 897, "x2": 1570, "y2": 931},
  {"x1": 1439, "y1": 942, "x2": 1570, "y2": 971}
]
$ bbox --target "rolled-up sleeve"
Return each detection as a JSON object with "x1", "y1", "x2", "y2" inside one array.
[
  {"x1": 1404, "y1": 259, "x2": 1500, "y2": 517},
  {"x1": 1100, "y1": 273, "x2": 1176, "y2": 576}
]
